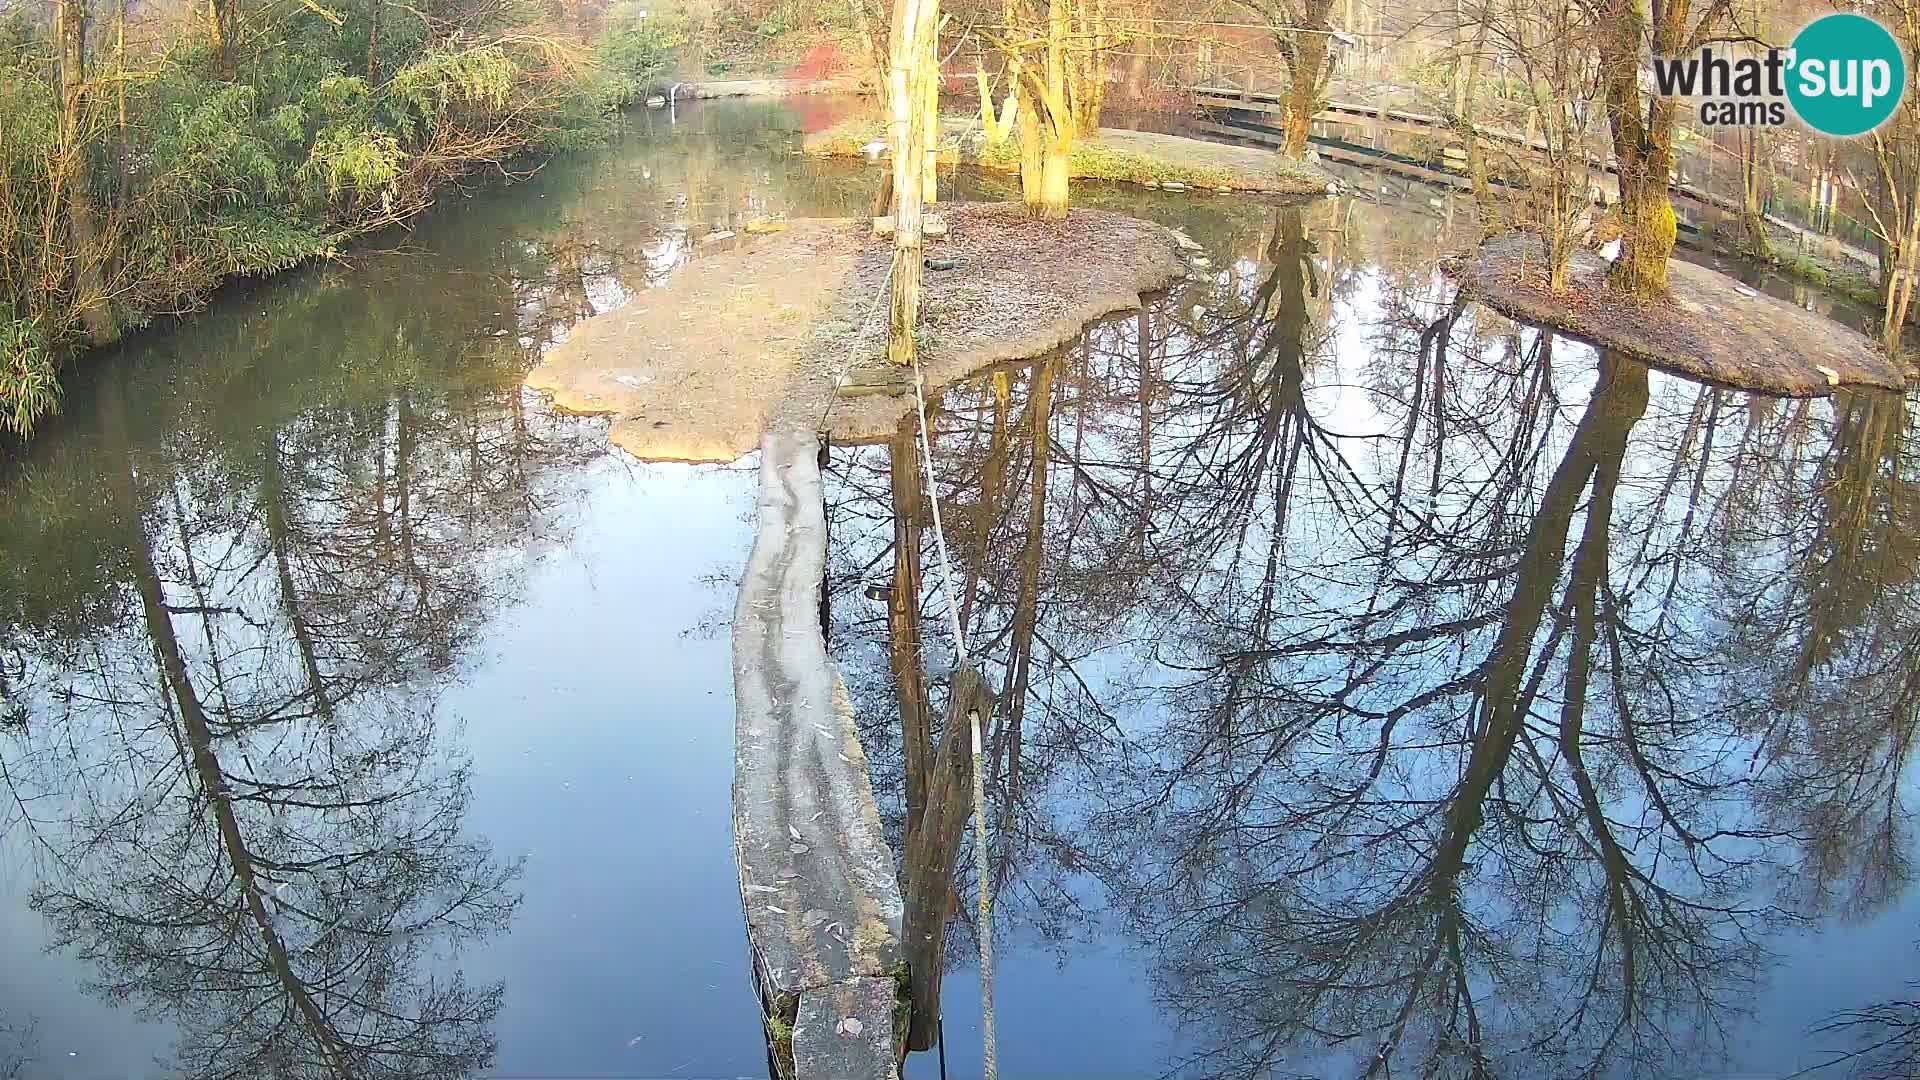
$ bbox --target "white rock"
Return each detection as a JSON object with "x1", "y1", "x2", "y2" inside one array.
[
  {"x1": 835, "y1": 1017, "x2": 865, "y2": 1037},
  {"x1": 1162, "y1": 181, "x2": 1188, "y2": 191},
  {"x1": 1597, "y1": 238, "x2": 1622, "y2": 262},
  {"x1": 1817, "y1": 364, "x2": 1841, "y2": 387}
]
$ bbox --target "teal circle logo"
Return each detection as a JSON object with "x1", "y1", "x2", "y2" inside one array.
[{"x1": 1788, "y1": 13, "x2": 1906, "y2": 136}]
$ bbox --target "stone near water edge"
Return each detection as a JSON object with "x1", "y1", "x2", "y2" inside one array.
[
  {"x1": 645, "y1": 95, "x2": 667, "y2": 108},
  {"x1": 699, "y1": 229, "x2": 737, "y2": 247},
  {"x1": 1161, "y1": 181, "x2": 1188, "y2": 191}
]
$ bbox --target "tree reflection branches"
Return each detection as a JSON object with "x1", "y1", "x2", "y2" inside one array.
[
  {"x1": 829, "y1": 196, "x2": 1920, "y2": 1080},
  {"x1": 1, "y1": 328, "x2": 607, "y2": 1076}
]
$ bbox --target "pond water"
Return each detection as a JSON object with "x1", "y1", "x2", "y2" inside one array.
[{"x1": 0, "y1": 96, "x2": 1914, "y2": 1080}]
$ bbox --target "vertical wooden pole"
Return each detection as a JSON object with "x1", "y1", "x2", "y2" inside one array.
[
  {"x1": 923, "y1": 52, "x2": 940, "y2": 205},
  {"x1": 887, "y1": 0, "x2": 938, "y2": 366}
]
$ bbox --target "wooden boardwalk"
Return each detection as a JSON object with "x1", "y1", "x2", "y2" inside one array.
[{"x1": 1191, "y1": 85, "x2": 1871, "y2": 264}]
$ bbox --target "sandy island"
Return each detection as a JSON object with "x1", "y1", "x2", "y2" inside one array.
[
  {"x1": 1457, "y1": 233, "x2": 1908, "y2": 396},
  {"x1": 524, "y1": 202, "x2": 1188, "y2": 462}
]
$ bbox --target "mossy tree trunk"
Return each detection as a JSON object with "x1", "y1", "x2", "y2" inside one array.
[
  {"x1": 1280, "y1": 11, "x2": 1329, "y2": 157},
  {"x1": 1593, "y1": 0, "x2": 1722, "y2": 299},
  {"x1": 1236, "y1": 0, "x2": 1335, "y2": 159}
]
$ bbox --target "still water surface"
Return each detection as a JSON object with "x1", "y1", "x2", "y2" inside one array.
[{"x1": 0, "y1": 98, "x2": 1913, "y2": 1079}]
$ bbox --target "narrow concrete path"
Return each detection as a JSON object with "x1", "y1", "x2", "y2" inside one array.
[{"x1": 734, "y1": 429, "x2": 903, "y2": 1080}]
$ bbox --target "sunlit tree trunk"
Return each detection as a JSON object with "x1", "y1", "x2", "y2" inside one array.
[
  {"x1": 1009, "y1": 0, "x2": 1076, "y2": 219},
  {"x1": 1068, "y1": 0, "x2": 1108, "y2": 132},
  {"x1": 886, "y1": 0, "x2": 939, "y2": 365},
  {"x1": 848, "y1": 0, "x2": 889, "y2": 91},
  {"x1": 977, "y1": 64, "x2": 1019, "y2": 146}
]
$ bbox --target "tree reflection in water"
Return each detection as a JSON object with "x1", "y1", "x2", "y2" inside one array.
[
  {"x1": 0, "y1": 299, "x2": 607, "y2": 1077},
  {"x1": 826, "y1": 201, "x2": 1920, "y2": 1079}
]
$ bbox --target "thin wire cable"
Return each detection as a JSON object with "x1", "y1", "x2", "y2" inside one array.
[
  {"x1": 815, "y1": 260, "x2": 897, "y2": 435},
  {"x1": 908, "y1": 365, "x2": 969, "y2": 663},
  {"x1": 907, "y1": 354, "x2": 993, "y2": 1080}
]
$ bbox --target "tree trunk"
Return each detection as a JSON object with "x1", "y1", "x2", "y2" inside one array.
[
  {"x1": 1597, "y1": 0, "x2": 1688, "y2": 298},
  {"x1": 900, "y1": 666, "x2": 988, "y2": 1052},
  {"x1": 368, "y1": 0, "x2": 383, "y2": 79},
  {"x1": 210, "y1": 0, "x2": 234, "y2": 78},
  {"x1": 922, "y1": 54, "x2": 939, "y2": 205},
  {"x1": 1036, "y1": 137, "x2": 1071, "y2": 219},
  {"x1": 847, "y1": 0, "x2": 888, "y2": 91},
  {"x1": 1882, "y1": 195, "x2": 1920, "y2": 354},
  {"x1": 886, "y1": 0, "x2": 938, "y2": 366},
  {"x1": 1739, "y1": 128, "x2": 1772, "y2": 260},
  {"x1": 889, "y1": 417, "x2": 931, "y2": 833},
  {"x1": 1277, "y1": 1, "x2": 1332, "y2": 158},
  {"x1": 1015, "y1": 77, "x2": 1045, "y2": 209},
  {"x1": 57, "y1": 0, "x2": 116, "y2": 345}
]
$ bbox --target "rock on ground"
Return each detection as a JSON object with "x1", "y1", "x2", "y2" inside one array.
[
  {"x1": 1457, "y1": 233, "x2": 1907, "y2": 396},
  {"x1": 524, "y1": 203, "x2": 1187, "y2": 463}
]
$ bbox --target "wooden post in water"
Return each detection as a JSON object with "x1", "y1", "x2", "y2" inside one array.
[
  {"x1": 888, "y1": 0, "x2": 940, "y2": 366},
  {"x1": 901, "y1": 665, "x2": 989, "y2": 1051}
]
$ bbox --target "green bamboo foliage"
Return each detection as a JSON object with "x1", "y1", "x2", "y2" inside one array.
[{"x1": 0, "y1": 0, "x2": 645, "y2": 439}]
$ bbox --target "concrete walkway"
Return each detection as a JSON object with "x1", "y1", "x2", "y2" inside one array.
[{"x1": 734, "y1": 429, "x2": 903, "y2": 1080}]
